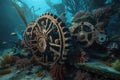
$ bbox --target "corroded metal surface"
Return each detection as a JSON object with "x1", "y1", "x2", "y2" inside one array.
[
  {"x1": 23, "y1": 13, "x2": 71, "y2": 67},
  {"x1": 70, "y1": 22, "x2": 96, "y2": 47}
]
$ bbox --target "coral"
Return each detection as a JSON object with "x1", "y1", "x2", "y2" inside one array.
[
  {"x1": 15, "y1": 58, "x2": 31, "y2": 69},
  {"x1": 93, "y1": 6, "x2": 114, "y2": 26},
  {"x1": 74, "y1": 70, "x2": 91, "y2": 80},
  {"x1": 0, "y1": 54, "x2": 21, "y2": 68},
  {"x1": 111, "y1": 59, "x2": 120, "y2": 71},
  {"x1": 72, "y1": 11, "x2": 96, "y2": 28},
  {"x1": 0, "y1": 69, "x2": 11, "y2": 76},
  {"x1": 52, "y1": 3, "x2": 65, "y2": 15},
  {"x1": 0, "y1": 54, "x2": 13, "y2": 67},
  {"x1": 72, "y1": 11, "x2": 94, "y2": 23},
  {"x1": 93, "y1": 6, "x2": 109, "y2": 18},
  {"x1": 62, "y1": 0, "x2": 91, "y2": 14},
  {"x1": 95, "y1": 22, "x2": 105, "y2": 32},
  {"x1": 50, "y1": 64, "x2": 65, "y2": 80},
  {"x1": 46, "y1": 0, "x2": 92, "y2": 15},
  {"x1": 79, "y1": 50, "x2": 88, "y2": 63},
  {"x1": 70, "y1": 49, "x2": 88, "y2": 63},
  {"x1": 11, "y1": 56, "x2": 20, "y2": 64},
  {"x1": 45, "y1": 0, "x2": 65, "y2": 15}
]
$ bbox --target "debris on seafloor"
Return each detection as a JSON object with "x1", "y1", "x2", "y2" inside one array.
[
  {"x1": 75, "y1": 62, "x2": 120, "y2": 79},
  {"x1": 111, "y1": 59, "x2": 120, "y2": 71},
  {"x1": 0, "y1": 65, "x2": 53, "y2": 80},
  {"x1": 0, "y1": 68, "x2": 11, "y2": 76},
  {"x1": 0, "y1": 0, "x2": 120, "y2": 79}
]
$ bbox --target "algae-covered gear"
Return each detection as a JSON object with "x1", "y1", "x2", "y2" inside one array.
[{"x1": 70, "y1": 21, "x2": 96, "y2": 47}]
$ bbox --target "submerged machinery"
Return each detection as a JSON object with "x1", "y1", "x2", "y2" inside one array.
[
  {"x1": 23, "y1": 6, "x2": 120, "y2": 67},
  {"x1": 24, "y1": 13, "x2": 72, "y2": 67}
]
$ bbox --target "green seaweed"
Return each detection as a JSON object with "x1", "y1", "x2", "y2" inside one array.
[{"x1": 112, "y1": 59, "x2": 120, "y2": 71}]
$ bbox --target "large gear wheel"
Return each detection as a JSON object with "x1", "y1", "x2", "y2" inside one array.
[
  {"x1": 23, "y1": 22, "x2": 38, "y2": 52},
  {"x1": 70, "y1": 21, "x2": 96, "y2": 47},
  {"x1": 23, "y1": 13, "x2": 71, "y2": 67}
]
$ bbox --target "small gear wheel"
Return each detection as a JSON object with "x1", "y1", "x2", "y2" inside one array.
[
  {"x1": 70, "y1": 21, "x2": 96, "y2": 47},
  {"x1": 95, "y1": 32, "x2": 108, "y2": 44},
  {"x1": 24, "y1": 13, "x2": 72, "y2": 67}
]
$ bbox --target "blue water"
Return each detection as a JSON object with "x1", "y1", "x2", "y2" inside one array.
[
  {"x1": 0, "y1": 0, "x2": 119, "y2": 51},
  {"x1": 0, "y1": 0, "x2": 120, "y2": 80}
]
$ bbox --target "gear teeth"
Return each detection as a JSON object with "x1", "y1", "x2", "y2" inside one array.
[
  {"x1": 64, "y1": 32, "x2": 69, "y2": 35},
  {"x1": 26, "y1": 12, "x2": 73, "y2": 67},
  {"x1": 45, "y1": 12, "x2": 49, "y2": 15},
  {"x1": 57, "y1": 18, "x2": 62, "y2": 23},
  {"x1": 64, "y1": 32, "x2": 71, "y2": 37},
  {"x1": 59, "y1": 22, "x2": 65, "y2": 27},
  {"x1": 62, "y1": 27, "x2": 69, "y2": 31},
  {"x1": 42, "y1": 14, "x2": 44, "y2": 16},
  {"x1": 50, "y1": 13, "x2": 53, "y2": 16},
  {"x1": 54, "y1": 15, "x2": 57, "y2": 19},
  {"x1": 44, "y1": 13, "x2": 46, "y2": 15}
]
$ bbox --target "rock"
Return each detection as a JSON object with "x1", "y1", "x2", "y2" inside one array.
[{"x1": 76, "y1": 62, "x2": 120, "y2": 79}]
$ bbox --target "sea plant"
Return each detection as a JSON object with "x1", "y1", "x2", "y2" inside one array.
[{"x1": 111, "y1": 59, "x2": 120, "y2": 71}]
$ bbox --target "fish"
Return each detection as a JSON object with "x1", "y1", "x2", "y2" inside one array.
[
  {"x1": 11, "y1": 2, "x2": 27, "y2": 27},
  {"x1": 10, "y1": 32, "x2": 17, "y2": 36},
  {"x1": 107, "y1": 42, "x2": 119, "y2": 49},
  {"x1": 2, "y1": 41, "x2": 7, "y2": 45}
]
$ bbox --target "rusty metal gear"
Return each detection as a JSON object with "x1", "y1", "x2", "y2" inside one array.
[
  {"x1": 95, "y1": 31, "x2": 108, "y2": 44},
  {"x1": 23, "y1": 13, "x2": 71, "y2": 67},
  {"x1": 23, "y1": 22, "x2": 38, "y2": 52},
  {"x1": 70, "y1": 21, "x2": 96, "y2": 47}
]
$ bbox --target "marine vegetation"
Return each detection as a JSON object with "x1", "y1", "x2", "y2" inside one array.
[
  {"x1": 0, "y1": 0, "x2": 120, "y2": 80},
  {"x1": 0, "y1": 54, "x2": 13, "y2": 68},
  {"x1": 74, "y1": 70, "x2": 91, "y2": 80},
  {"x1": 15, "y1": 58, "x2": 31, "y2": 69},
  {"x1": 111, "y1": 59, "x2": 120, "y2": 71},
  {"x1": 50, "y1": 64, "x2": 65, "y2": 80},
  {"x1": 22, "y1": 3, "x2": 120, "y2": 79},
  {"x1": 0, "y1": 69, "x2": 11, "y2": 76}
]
